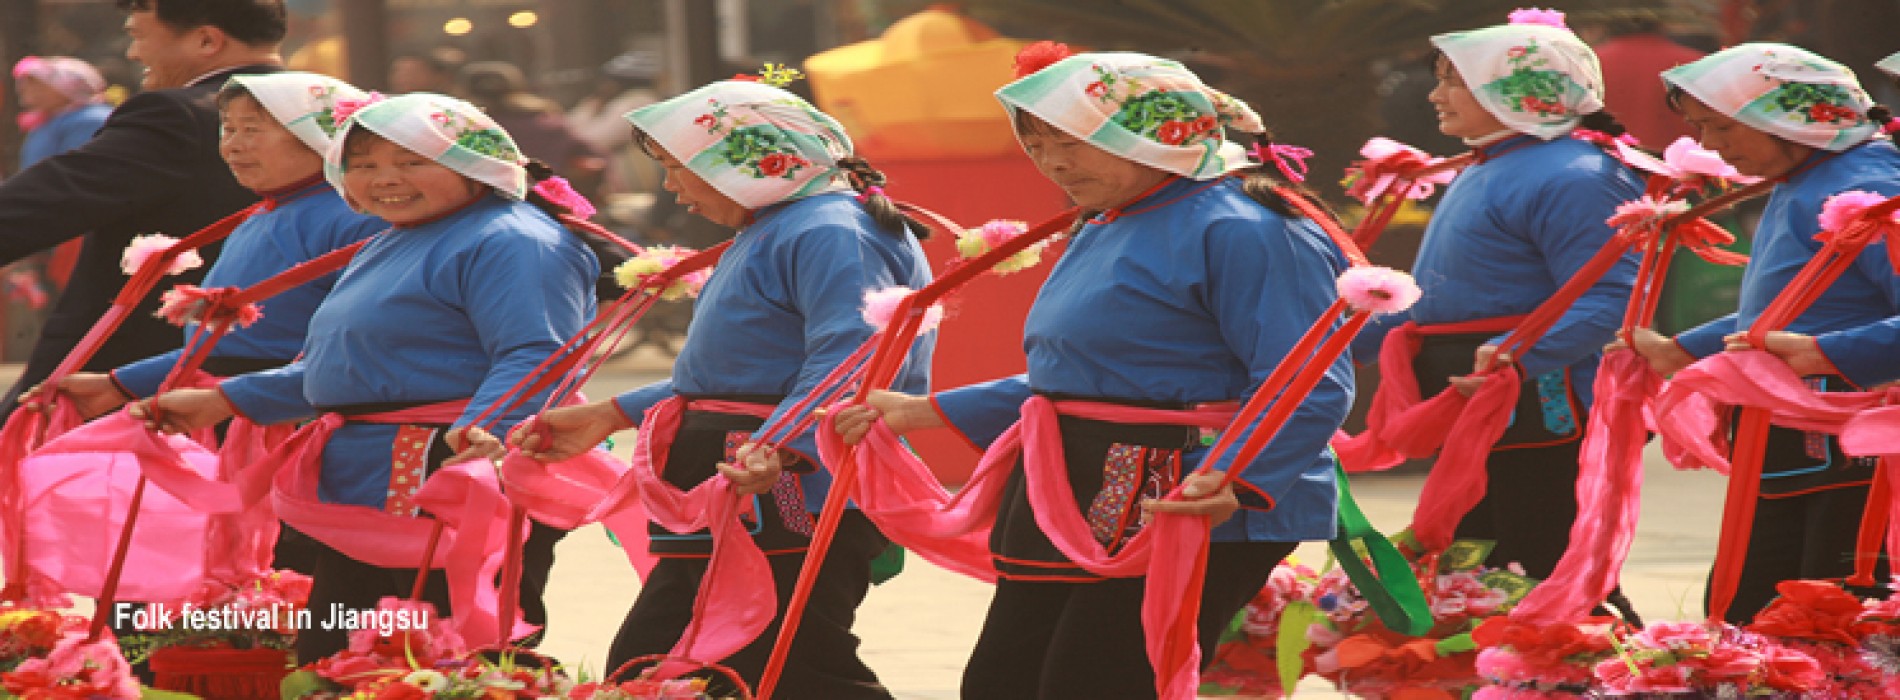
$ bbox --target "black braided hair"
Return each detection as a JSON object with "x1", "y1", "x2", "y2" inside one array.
[
  {"x1": 1238, "y1": 131, "x2": 1335, "y2": 222},
  {"x1": 1578, "y1": 109, "x2": 1631, "y2": 139},
  {"x1": 835, "y1": 156, "x2": 929, "y2": 239},
  {"x1": 524, "y1": 159, "x2": 632, "y2": 301},
  {"x1": 1868, "y1": 104, "x2": 1895, "y2": 130}
]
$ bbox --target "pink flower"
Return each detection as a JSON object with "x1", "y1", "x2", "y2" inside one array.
[
  {"x1": 120, "y1": 234, "x2": 203, "y2": 276},
  {"x1": 9, "y1": 634, "x2": 140, "y2": 699},
  {"x1": 532, "y1": 176, "x2": 597, "y2": 219},
  {"x1": 1507, "y1": 7, "x2": 1568, "y2": 29},
  {"x1": 860, "y1": 286, "x2": 944, "y2": 333},
  {"x1": 1818, "y1": 189, "x2": 1895, "y2": 234},
  {"x1": 331, "y1": 91, "x2": 385, "y2": 123},
  {"x1": 1605, "y1": 195, "x2": 1689, "y2": 230},
  {"x1": 975, "y1": 219, "x2": 1028, "y2": 248},
  {"x1": 1635, "y1": 620, "x2": 1717, "y2": 651},
  {"x1": 1660, "y1": 136, "x2": 1753, "y2": 182},
  {"x1": 156, "y1": 284, "x2": 263, "y2": 329},
  {"x1": 1336, "y1": 266, "x2": 1421, "y2": 314}
]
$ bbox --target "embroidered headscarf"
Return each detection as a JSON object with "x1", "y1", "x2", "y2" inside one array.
[
  {"x1": 1429, "y1": 13, "x2": 1606, "y2": 140},
  {"x1": 11, "y1": 56, "x2": 105, "y2": 104},
  {"x1": 1662, "y1": 43, "x2": 1879, "y2": 152},
  {"x1": 1877, "y1": 51, "x2": 1900, "y2": 82},
  {"x1": 624, "y1": 80, "x2": 853, "y2": 210},
  {"x1": 223, "y1": 72, "x2": 368, "y2": 156},
  {"x1": 994, "y1": 52, "x2": 1258, "y2": 180},
  {"x1": 324, "y1": 92, "x2": 527, "y2": 201}
]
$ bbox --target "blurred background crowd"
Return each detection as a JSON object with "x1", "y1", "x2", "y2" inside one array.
[{"x1": 0, "y1": 0, "x2": 1894, "y2": 365}]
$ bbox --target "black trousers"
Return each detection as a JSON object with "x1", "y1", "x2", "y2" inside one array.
[
  {"x1": 959, "y1": 540, "x2": 1295, "y2": 700},
  {"x1": 1451, "y1": 438, "x2": 1640, "y2": 622},
  {"x1": 294, "y1": 521, "x2": 568, "y2": 662},
  {"x1": 606, "y1": 510, "x2": 892, "y2": 700},
  {"x1": 1713, "y1": 483, "x2": 1886, "y2": 624}
]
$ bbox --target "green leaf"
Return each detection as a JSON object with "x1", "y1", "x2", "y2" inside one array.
[
  {"x1": 1437, "y1": 539, "x2": 1495, "y2": 573},
  {"x1": 1275, "y1": 600, "x2": 1322, "y2": 691},
  {"x1": 140, "y1": 688, "x2": 202, "y2": 700},
  {"x1": 280, "y1": 670, "x2": 330, "y2": 700},
  {"x1": 1434, "y1": 632, "x2": 1477, "y2": 657}
]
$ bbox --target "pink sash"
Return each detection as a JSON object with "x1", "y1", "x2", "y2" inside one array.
[
  {"x1": 817, "y1": 396, "x2": 1234, "y2": 700},
  {"x1": 1329, "y1": 317, "x2": 1516, "y2": 472},
  {"x1": 0, "y1": 400, "x2": 87, "y2": 605},
  {"x1": 265, "y1": 400, "x2": 533, "y2": 649},
  {"x1": 1511, "y1": 349, "x2": 1658, "y2": 622},
  {"x1": 582, "y1": 396, "x2": 778, "y2": 669},
  {"x1": 1408, "y1": 364, "x2": 1522, "y2": 552},
  {"x1": 1653, "y1": 351, "x2": 1898, "y2": 473}
]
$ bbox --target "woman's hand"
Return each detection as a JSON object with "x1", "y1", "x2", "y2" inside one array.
[
  {"x1": 23, "y1": 373, "x2": 131, "y2": 420},
  {"x1": 827, "y1": 390, "x2": 944, "y2": 445},
  {"x1": 1142, "y1": 470, "x2": 1240, "y2": 526},
  {"x1": 1724, "y1": 331, "x2": 1836, "y2": 376},
  {"x1": 717, "y1": 442, "x2": 783, "y2": 496},
  {"x1": 1625, "y1": 327, "x2": 1696, "y2": 377},
  {"x1": 129, "y1": 388, "x2": 235, "y2": 434},
  {"x1": 446, "y1": 426, "x2": 507, "y2": 465},
  {"x1": 506, "y1": 401, "x2": 631, "y2": 462},
  {"x1": 1447, "y1": 345, "x2": 1515, "y2": 397}
]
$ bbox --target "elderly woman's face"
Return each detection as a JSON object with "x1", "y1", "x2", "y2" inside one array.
[
  {"x1": 1016, "y1": 113, "x2": 1170, "y2": 210},
  {"x1": 646, "y1": 136, "x2": 750, "y2": 227},
  {"x1": 1676, "y1": 96, "x2": 1814, "y2": 179},
  {"x1": 1429, "y1": 56, "x2": 1509, "y2": 140},
  {"x1": 219, "y1": 93, "x2": 323, "y2": 193}
]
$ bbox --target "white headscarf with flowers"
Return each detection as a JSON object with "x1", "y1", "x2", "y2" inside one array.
[
  {"x1": 224, "y1": 72, "x2": 367, "y2": 156},
  {"x1": 323, "y1": 92, "x2": 527, "y2": 202},
  {"x1": 994, "y1": 52, "x2": 1259, "y2": 180},
  {"x1": 1662, "y1": 43, "x2": 1880, "y2": 152},
  {"x1": 624, "y1": 80, "x2": 854, "y2": 210},
  {"x1": 1429, "y1": 9, "x2": 1605, "y2": 140},
  {"x1": 1876, "y1": 51, "x2": 1900, "y2": 82}
]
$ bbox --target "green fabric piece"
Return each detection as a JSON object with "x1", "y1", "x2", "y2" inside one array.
[
  {"x1": 868, "y1": 542, "x2": 906, "y2": 585},
  {"x1": 1327, "y1": 462, "x2": 1432, "y2": 636}
]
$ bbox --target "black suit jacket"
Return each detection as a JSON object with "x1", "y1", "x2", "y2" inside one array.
[{"x1": 0, "y1": 64, "x2": 281, "y2": 419}]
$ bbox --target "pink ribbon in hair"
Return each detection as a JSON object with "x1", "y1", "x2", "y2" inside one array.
[
  {"x1": 531, "y1": 176, "x2": 597, "y2": 219},
  {"x1": 1250, "y1": 143, "x2": 1313, "y2": 183},
  {"x1": 856, "y1": 185, "x2": 886, "y2": 203}
]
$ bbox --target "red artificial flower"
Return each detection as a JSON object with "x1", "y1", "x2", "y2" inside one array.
[
  {"x1": 1759, "y1": 644, "x2": 1827, "y2": 691},
  {"x1": 1156, "y1": 121, "x2": 1191, "y2": 145},
  {"x1": 1014, "y1": 41, "x2": 1075, "y2": 78},
  {"x1": 372, "y1": 681, "x2": 429, "y2": 700},
  {"x1": 1747, "y1": 579, "x2": 1865, "y2": 646},
  {"x1": 757, "y1": 153, "x2": 801, "y2": 177}
]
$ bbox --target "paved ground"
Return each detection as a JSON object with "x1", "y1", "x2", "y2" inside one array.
[{"x1": 0, "y1": 351, "x2": 1728, "y2": 698}]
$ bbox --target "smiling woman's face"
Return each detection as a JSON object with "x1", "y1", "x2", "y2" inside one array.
[
  {"x1": 341, "y1": 132, "x2": 485, "y2": 224},
  {"x1": 219, "y1": 93, "x2": 322, "y2": 192},
  {"x1": 1014, "y1": 112, "x2": 1170, "y2": 210}
]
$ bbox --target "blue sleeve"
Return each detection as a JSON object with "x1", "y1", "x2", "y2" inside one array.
[
  {"x1": 931, "y1": 374, "x2": 1032, "y2": 449},
  {"x1": 1815, "y1": 244, "x2": 1900, "y2": 387},
  {"x1": 1492, "y1": 169, "x2": 1639, "y2": 377},
  {"x1": 219, "y1": 359, "x2": 317, "y2": 424},
  {"x1": 613, "y1": 378, "x2": 675, "y2": 427},
  {"x1": 453, "y1": 232, "x2": 599, "y2": 434},
  {"x1": 751, "y1": 226, "x2": 904, "y2": 463},
  {"x1": 1676, "y1": 313, "x2": 1739, "y2": 359},
  {"x1": 111, "y1": 349, "x2": 184, "y2": 399},
  {"x1": 1202, "y1": 218, "x2": 1353, "y2": 509}
]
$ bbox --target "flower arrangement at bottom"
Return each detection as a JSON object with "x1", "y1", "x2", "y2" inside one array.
[
  {"x1": 1589, "y1": 620, "x2": 1831, "y2": 697},
  {"x1": 1300, "y1": 539, "x2": 1538, "y2": 699},
  {"x1": 1201, "y1": 560, "x2": 1323, "y2": 697},
  {"x1": 120, "y1": 569, "x2": 313, "y2": 661},
  {"x1": 0, "y1": 605, "x2": 140, "y2": 700},
  {"x1": 1469, "y1": 616, "x2": 1619, "y2": 699}
]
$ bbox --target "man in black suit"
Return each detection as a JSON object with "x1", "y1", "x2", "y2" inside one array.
[{"x1": 0, "y1": 0, "x2": 286, "y2": 419}]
